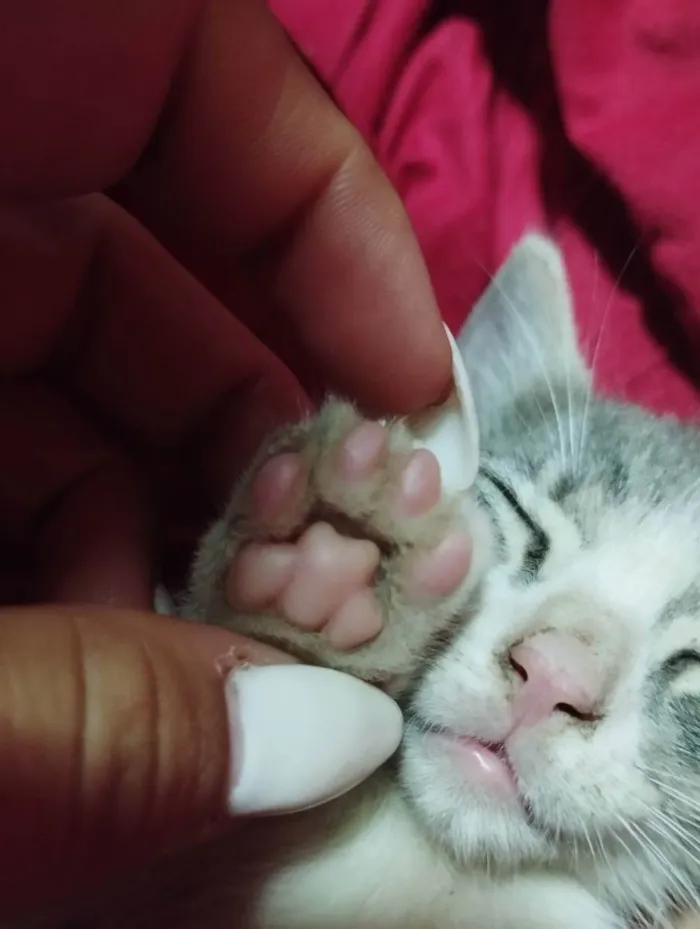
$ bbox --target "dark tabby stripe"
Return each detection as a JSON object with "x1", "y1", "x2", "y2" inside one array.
[{"x1": 479, "y1": 467, "x2": 550, "y2": 582}]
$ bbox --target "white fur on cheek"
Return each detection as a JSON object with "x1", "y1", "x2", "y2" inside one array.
[{"x1": 404, "y1": 483, "x2": 700, "y2": 921}]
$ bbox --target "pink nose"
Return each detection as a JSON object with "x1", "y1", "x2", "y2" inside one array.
[{"x1": 508, "y1": 631, "x2": 601, "y2": 727}]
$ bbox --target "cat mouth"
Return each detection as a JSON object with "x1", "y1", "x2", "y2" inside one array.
[
  {"x1": 411, "y1": 719, "x2": 556, "y2": 836},
  {"x1": 446, "y1": 735, "x2": 520, "y2": 797},
  {"x1": 416, "y1": 720, "x2": 521, "y2": 799}
]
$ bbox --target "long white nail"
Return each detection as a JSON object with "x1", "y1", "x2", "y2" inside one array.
[
  {"x1": 405, "y1": 324, "x2": 479, "y2": 494},
  {"x1": 225, "y1": 665, "x2": 404, "y2": 815}
]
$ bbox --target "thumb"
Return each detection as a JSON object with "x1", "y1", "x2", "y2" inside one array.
[{"x1": 0, "y1": 605, "x2": 403, "y2": 924}]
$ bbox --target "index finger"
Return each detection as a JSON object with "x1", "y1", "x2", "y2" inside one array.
[
  {"x1": 0, "y1": 0, "x2": 451, "y2": 415},
  {"x1": 120, "y1": 0, "x2": 452, "y2": 414}
]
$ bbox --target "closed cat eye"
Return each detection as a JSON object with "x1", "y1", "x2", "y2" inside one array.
[
  {"x1": 479, "y1": 467, "x2": 550, "y2": 582},
  {"x1": 664, "y1": 649, "x2": 700, "y2": 673}
]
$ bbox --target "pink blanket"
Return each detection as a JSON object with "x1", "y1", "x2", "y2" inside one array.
[{"x1": 271, "y1": 0, "x2": 700, "y2": 418}]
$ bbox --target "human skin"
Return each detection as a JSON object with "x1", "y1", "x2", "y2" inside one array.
[
  {"x1": 0, "y1": 0, "x2": 451, "y2": 924},
  {"x1": 0, "y1": 0, "x2": 452, "y2": 609}
]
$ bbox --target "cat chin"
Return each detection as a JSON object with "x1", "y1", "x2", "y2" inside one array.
[{"x1": 399, "y1": 726, "x2": 553, "y2": 868}]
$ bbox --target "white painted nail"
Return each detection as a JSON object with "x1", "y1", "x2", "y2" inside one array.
[
  {"x1": 405, "y1": 324, "x2": 479, "y2": 494},
  {"x1": 225, "y1": 665, "x2": 404, "y2": 816}
]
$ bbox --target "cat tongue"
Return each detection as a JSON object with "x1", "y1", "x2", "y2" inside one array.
[{"x1": 404, "y1": 324, "x2": 479, "y2": 494}]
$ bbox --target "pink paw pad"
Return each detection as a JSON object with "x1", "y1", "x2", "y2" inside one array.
[
  {"x1": 226, "y1": 522, "x2": 383, "y2": 650},
  {"x1": 249, "y1": 453, "x2": 306, "y2": 525},
  {"x1": 405, "y1": 531, "x2": 472, "y2": 600},
  {"x1": 337, "y1": 421, "x2": 388, "y2": 479},
  {"x1": 227, "y1": 419, "x2": 468, "y2": 653},
  {"x1": 394, "y1": 449, "x2": 441, "y2": 517},
  {"x1": 227, "y1": 543, "x2": 297, "y2": 609},
  {"x1": 278, "y1": 523, "x2": 380, "y2": 630},
  {"x1": 325, "y1": 590, "x2": 383, "y2": 649}
]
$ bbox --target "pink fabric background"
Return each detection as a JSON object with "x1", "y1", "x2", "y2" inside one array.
[{"x1": 271, "y1": 0, "x2": 700, "y2": 419}]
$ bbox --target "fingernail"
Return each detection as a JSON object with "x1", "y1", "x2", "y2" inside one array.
[{"x1": 225, "y1": 664, "x2": 403, "y2": 815}]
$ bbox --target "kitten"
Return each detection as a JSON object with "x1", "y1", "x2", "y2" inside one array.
[{"x1": 97, "y1": 234, "x2": 700, "y2": 929}]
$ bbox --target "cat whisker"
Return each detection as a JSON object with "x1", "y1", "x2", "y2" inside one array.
[
  {"x1": 644, "y1": 772, "x2": 700, "y2": 817},
  {"x1": 642, "y1": 825, "x2": 700, "y2": 909},
  {"x1": 611, "y1": 813, "x2": 696, "y2": 924},
  {"x1": 593, "y1": 827, "x2": 616, "y2": 885},
  {"x1": 581, "y1": 819, "x2": 599, "y2": 868},
  {"x1": 642, "y1": 803, "x2": 700, "y2": 860},
  {"x1": 469, "y1": 256, "x2": 569, "y2": 469},
  {"x1": 577, "y1": 239, "x2": 642, "y2": 473}
]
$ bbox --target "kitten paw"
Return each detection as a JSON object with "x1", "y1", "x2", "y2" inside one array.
[
  {"x1": 226, "y1": 427, "x2": 471, "y2": 652},
  {"x1": 187, "y1": 402, "x2": 485, "y2": 683}
]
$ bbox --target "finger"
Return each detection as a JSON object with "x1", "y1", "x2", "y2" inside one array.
[
  {"x1": 0, "y1": 197, "x2": 307, "y2": 603},
  {"x1": 0, "y1": 0, "x2": 200, "y2": 196},
  {"x1": 114, "y1": 0, "x2": 454, "y2": 413},
  {"x1": 0, "y1": 606, "x2": 291, "y2": 922},
  {"x1": 0, "y1": 605, "x2": 401, "y2": 925},
  {"x1": 0, "y1": 0, "x2": 451, "y2": 412},
  {"x1": 0, "y1": 197, "x2": 306, "y2": 492},
  {"x1": 0, "y1": 378, "x2": 153, "y2": 607},
  {"x1": 37, "y1": 460, "x2": 154, "y2": 608}
]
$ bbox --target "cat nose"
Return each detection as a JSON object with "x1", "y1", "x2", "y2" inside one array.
[{"x1": 508, "y1": 632, "x2": 601, "y2": 727}]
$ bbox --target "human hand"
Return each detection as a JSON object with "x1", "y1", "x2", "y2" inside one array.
[
  {"x1": 0, "y1": 0, "x2": 449, "y2": 922},
  {"x1": 0, "y1": 0, "x2": 451, "y2": 609}
]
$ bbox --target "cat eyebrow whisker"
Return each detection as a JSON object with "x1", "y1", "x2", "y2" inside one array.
[
  {"x1": 564, "y1": 357, "x2": 576, "y2": 480},
  {"x1": 576, "y1": 250, "x2": 600, "y2": 477},
  {"x1": 577, "y1": 239, "x2": 642, "y2": 476},
  {"x1": 497, "y1": 281, "x2": 569, "y2": 471},
  {"x1": 469, "y1": 255, "x2": 567, "y2": 465}
]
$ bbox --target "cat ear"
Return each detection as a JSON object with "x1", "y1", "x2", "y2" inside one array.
[{"x1": 455, "y1": 233, "x2": 589, "y2": 431}]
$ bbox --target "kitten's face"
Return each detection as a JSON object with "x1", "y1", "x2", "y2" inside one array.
[{"x1": 399, "y1": 236, "x2": 700, "y2": 918}]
